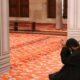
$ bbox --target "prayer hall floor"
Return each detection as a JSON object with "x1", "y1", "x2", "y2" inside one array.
[{"x1": 0, "y1": 33, "x2": 66, "y2": 80}]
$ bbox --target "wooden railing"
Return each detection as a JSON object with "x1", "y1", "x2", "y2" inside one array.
[{"x1": 9, "y1": 20, "x2": 36, "y2": 32}]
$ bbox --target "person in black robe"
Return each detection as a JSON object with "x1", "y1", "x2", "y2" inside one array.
[{"x1": 49, "y1": 38, "x2": 80, "y2": 80}]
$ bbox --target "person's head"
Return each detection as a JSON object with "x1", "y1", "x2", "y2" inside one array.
[{"x1": 66, "y1": 38, "x2": 79, "y2": 51}]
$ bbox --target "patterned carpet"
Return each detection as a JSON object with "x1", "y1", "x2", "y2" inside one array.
[{"x1": 0, "y1": 33, "x2": 66, "y2": 80}]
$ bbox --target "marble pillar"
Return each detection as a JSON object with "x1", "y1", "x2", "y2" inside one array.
[
  {"x1": 0, "y1": 0, "x2": 10, "y2": 75},
  {"x1": 68, "y1": 0, "x2": 80, "y2": 40}
]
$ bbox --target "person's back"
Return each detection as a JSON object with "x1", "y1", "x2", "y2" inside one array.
[
  {"x1": 49, "y1": 38, "x2": 80, "y2": 80},
  {"x1": 59, "y1": 46, "x2": 80, "y2": 80},
  {"x1": 61, "y1": 38, "x2": 80, "y2": 66}
]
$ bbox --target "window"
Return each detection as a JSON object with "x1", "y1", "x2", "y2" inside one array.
[
  {"x1": 63, "y1": 0, "x2": 67, "y2": 18},
  {"x1": 9, "y1": 0, "x2": 29, "y2": 17},
  {"x1": 47, "y1": 0, "x2": 56, "y2": 18}
]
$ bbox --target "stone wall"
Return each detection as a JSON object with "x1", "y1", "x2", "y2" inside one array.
[{"x1": 10, "y1": 0, "x2": 67, "y2": 24}]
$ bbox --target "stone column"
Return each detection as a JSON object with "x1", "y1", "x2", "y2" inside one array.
[
  {"x1": 0, "y1": 0, "x2": 10, "y2": 75},
  {"x1": 68, "y1": 0, "x2": 80, "y2": 40},
  {"x1": 56, "y1": 0, "x2": 62, "y2": 29}
]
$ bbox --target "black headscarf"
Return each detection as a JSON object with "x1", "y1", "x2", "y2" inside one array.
[{"x1": 66, "y1": 38, "x2": 79, "y2": 48}]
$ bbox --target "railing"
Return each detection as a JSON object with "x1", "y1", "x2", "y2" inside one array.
[{"x1": 9, "y1": 19, "x2": 36, "y2": 32}]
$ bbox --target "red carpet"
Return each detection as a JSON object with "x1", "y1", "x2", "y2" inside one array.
[{"x1": 0, "y1": 33, "x2": 66, "y2": 80}]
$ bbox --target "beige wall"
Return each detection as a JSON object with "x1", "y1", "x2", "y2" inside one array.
[
  {"x1": 10, "y1": 0, "x2": 67, "y2": 24},
  {"x1": 29, "y1": 0, "x2": 56, "y2": 23}
]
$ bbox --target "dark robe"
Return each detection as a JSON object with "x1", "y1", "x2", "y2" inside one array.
[{"x1": 49, "y1": 47, "x2": 80, "y2": 80}]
